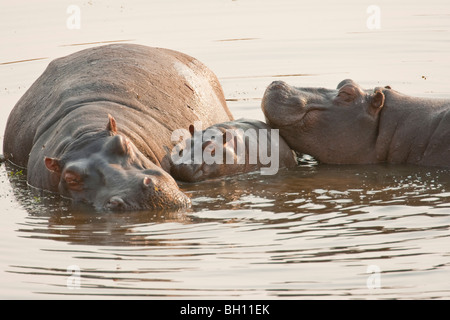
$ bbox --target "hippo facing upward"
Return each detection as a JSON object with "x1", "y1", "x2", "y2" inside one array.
[
  {"x1": 3, "y1": 44, "x2": 233, "y2": 211},
  {"x1": 262, "y1": 79, "x2": 450, "y2": 168},
  {"x1": 170, "y1": 119, "x2": 297, "y2": 182}
]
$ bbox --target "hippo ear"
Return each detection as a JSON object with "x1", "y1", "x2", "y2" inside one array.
[
  {"x1": 189, "y1": 124, "x2": 195, "y2": 136},
  {"x1": 222, "y1": 130, "x2": 234, "y2": 144},
  {"x1": 370, "y1": 89, "x2": 385, "y2": 116},
  {"x1": 44, "y1": 157, "x2": 61, "y2": 173},
  {"x1": 106, "y1": 114, "x2": 117, "y2": 134}
]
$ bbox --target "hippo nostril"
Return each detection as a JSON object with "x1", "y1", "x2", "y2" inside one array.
[{"x1": 105, "y1": 196, "x2": 126, "y2": 210}]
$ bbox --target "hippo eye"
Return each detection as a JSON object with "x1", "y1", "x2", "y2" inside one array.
[
  {"x1": 338, "y1": 91, "x2": 354, "y2": 102},
  {"x1": 338, "y1": 90, "x2": 354, "y2": 100},
  {"x1": 336, "y1": 85, "x2": 358, "y2": 104},
  {"x1": 108, "y1": 135, "x2": 129, "y2": 155}
]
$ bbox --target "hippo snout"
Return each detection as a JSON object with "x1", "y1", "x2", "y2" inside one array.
[
  {"x1": 264, "y1": 81, "x2": 295, "y2": 102},
  {"x1": 262, "y1": 81, "x2": 306, "y2": 127},
  {"x1": 99, "y1": 172, "x2": 190, "y2": 211},
  {"x1": 267, "y1": 80, "x2": 291, "y2": 91}
]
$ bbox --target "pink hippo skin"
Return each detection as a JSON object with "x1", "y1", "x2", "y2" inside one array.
[
  {"x1": 3, "y1": 44, "x2": 233, "y2": 211},
  {"x1": 262, "y1": 79, "x2": 450, "y2": 168}
]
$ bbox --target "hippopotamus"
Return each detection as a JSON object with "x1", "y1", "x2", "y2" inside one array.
[
  {"x1": 262, "y1": 79, "x2": 450, "y2": 168},
  {"x1": 3, "y1": 44, "x2": 233, "y2": 210},
  {"x1": 169, "y1": 119, "x2": 297, "y2": 182}
]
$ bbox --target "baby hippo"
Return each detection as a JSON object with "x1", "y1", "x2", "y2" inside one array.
[
  {"x1": 262, "y1": 79, "x2": 450, "y2": 168},
  {"x1": 170, "y1": 119, "x2": 297, "y2": 182}
]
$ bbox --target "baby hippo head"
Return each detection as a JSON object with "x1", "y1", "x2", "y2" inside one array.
[
  {"x1": 44, "y1": 115, "x2": 190, "y2": 211},
  {"x1": 170, "y1": 123, "x2": 250, "y2": 182},
  {"x1": 261, "y1": 79, "x2": 389, "y2": 164}
]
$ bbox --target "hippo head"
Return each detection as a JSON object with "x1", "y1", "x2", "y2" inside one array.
[
  {"x1": 262, "y1": 79, "x2": 388, "y2": 164},
  {"x1": 170, "y1": 124, "x2": 249, "y2": 182},
  {"x1": 44, "y1": 115, "x2": 190, "y2": 211}
]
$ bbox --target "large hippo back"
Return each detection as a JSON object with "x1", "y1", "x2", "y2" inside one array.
[{"x1": 4, "y1": 44, "x2": 233, "y2": 171}]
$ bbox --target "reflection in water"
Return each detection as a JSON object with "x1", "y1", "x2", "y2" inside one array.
[
  {"x1": 187, "y1": 161, "x2": 450, "y2": 215},
  {"x1": 5, "y1": 162, "x2": 192, "y2": 246},
  {"x1": 3, "y1": 158, "x2": 450, "y2": 298}
]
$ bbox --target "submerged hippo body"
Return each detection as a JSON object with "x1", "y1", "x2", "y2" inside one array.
[
  {"x1": 170, "y1": 119, "x2": 297, "y2": 182},
  {"x1": 262, "y1": 79, "x2": 450, "y2": 168},
  {"x1": 3, "y1": 44, "x2": 233, "y2": 210}
]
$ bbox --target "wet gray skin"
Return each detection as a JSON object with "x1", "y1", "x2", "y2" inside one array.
[{"x1": 262, "y1": 79, "x2": 450, "y2": 168}]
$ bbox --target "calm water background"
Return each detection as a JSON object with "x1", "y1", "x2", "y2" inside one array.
[{"x1": 1, "y1": 0, "x2": 449, "y2": 299}]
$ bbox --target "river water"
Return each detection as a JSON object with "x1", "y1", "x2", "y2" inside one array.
[{"x1": 1, "y1": 0, "x2": 449, "y2": 299}]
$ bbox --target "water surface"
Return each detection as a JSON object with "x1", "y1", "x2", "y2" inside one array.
[{"x1": 1, "y1": 0, "x2": 449, "y2": 299}]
